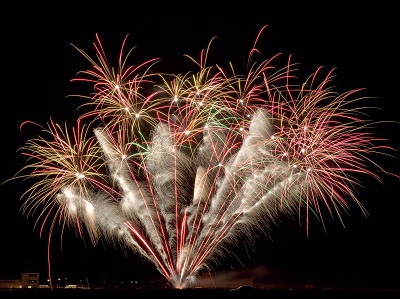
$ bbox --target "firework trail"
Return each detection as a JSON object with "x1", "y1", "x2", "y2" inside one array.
[{"x1": 8, "y1": 26, "x2": 396, "y2": 288}]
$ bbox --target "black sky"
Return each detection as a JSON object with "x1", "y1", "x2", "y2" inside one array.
[{"x1": 1, "y1": 2, "x2": 399, "y2": 289}]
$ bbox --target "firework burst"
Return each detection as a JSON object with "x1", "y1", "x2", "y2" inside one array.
[{"x1": 7, "y1": 26, "x2": 396, "y2": 288}]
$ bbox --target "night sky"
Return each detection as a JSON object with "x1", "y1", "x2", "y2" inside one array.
[{"x1": 1, "y1": 2, "x2": 399, "y2": 290}]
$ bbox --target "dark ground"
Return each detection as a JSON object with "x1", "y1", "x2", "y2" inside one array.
[{"x1": 1, "y1": 288, "x2": 400, "y2": 299}]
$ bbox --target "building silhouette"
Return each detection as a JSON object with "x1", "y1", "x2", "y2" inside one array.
[{"x1": 0, "y1": 272, "x2": 39, "y2": 289}]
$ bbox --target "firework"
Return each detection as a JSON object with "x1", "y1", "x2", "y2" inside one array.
[{"x1": 8, "y1": 26, "x2": 395, "y2": 288}]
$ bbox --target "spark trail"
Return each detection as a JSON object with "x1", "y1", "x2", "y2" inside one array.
[{"x1": 8, "y1": 26, "x2": 396, "y2": 288}]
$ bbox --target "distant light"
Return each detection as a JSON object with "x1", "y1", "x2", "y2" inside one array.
[
  {"x1": 185, "y1": 130, "x2": 190, "y2": 135},
  {"x1": 135, "y1": 113, "x2": 140, "y2": 118},
  {"x1": 173, "y1": 96, "x2": 179, "y2": 102},
  {"x1": 121, "y1": 154, "x2": 127, "y2": 159},
  {"x1": 115, "y1": 85, "x2": 120, "y2": 90}
]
